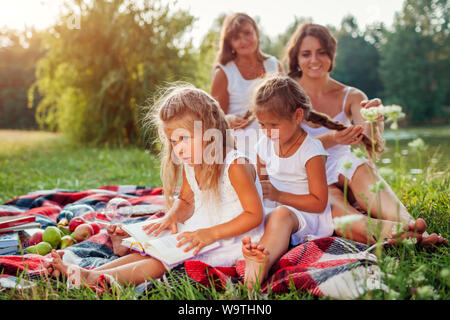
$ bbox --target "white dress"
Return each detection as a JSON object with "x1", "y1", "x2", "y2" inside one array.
[
  {"x1": 256, "y1": 133, "x2": 334, "y2": 245},
  {"x1": 301, "y1": 87, "x2": 368, "y2": 185},
  {"x1": 182, "y1": 149, "x2": 266, "y2": 267},
  {"x1": 218, "y1": 56, "x2": 279, "y2": 163}
]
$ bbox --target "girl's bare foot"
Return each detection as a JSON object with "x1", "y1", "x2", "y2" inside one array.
[
  {"x1": 241, "y1": 236, "x2": 269, "y2": 289},
  {"x1": 49, "y1": 250, "x2": 99, "y2": 286},
  {"x1": 40, "y1": 251, "x2": 65, "y2": 278},
  {"x1": 106, "y1": 224, "x2": 130, "y2": 256}
]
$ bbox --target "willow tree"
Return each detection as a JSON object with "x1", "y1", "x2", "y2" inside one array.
[{"x1": 29, "y1": 0, "x2": 196, "y2": 146}]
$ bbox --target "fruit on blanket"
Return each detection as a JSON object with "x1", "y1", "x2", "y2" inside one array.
[
  {"x1": 25, "y1": 245, "x2": 38, "y2": 254},
  {"x1": 73, "y1": 224, "x2": 94, "y2": 242},
  {"x1": 36, "y1": 241, "x2": 53, "y2": 255},
  {"x1": 26, "y1": 241, "x2": 52, "y2": 255},
  {"x1": 89, "y1": 222, "x2": 100, "y2": 235},
  {"x1": 60, "y1": 235, "x2": 76, "y2": 249},
  {"x1": 29, "y1": 230, "x2": 44, "y2": 246},
  {"x1": 42, "y1": 226, "x2": 62, "y2": 249},
  {"x1": 58, "y1": 225, "x2": 72, "y2": 236},
  {"x1": 68, "y1": 217, "x2": 86, "y2": 232}
]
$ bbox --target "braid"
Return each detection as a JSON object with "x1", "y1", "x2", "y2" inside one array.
[{"x1": 305, "y1": 109, "x2": 384, "y2": 161}]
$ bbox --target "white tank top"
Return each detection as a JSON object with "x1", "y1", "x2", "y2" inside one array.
[
  {"x1": 218, "y1": 56, "x2": 279, "y2": 131},
  {"x1": 301, "y1": 86, "x2": 352, "y2": 156}
]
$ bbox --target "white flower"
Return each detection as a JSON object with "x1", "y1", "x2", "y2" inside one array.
[
  {"x1": 416, "y1": 285, "x2": 438, "y2": 299},
  {"x1": 333, "y1": 214, "x2": 364, "y2": 232},
  {"x1": 383, "y1": 104, "x2": 405, "y2": 128},
  {"x1": 360, "y1": 107, "x2": 380, "y2": 122},
  {"x1": 408, "y1": 138, "x2": 426, "y2": 151}
]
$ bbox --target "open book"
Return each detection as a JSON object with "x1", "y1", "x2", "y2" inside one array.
[{"x1": 121, "y1": 217, "x2": 221, "y2": 267}]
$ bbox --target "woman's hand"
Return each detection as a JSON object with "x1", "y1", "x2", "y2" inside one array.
[
  {"x1": 226, "y1": 114, "x2": 250, "y2": 129},
  {"x1": 260, "y1": 180, "x2": 280, "y2": 202},
  {"x1": 142, "y1": 215, "x2": 178, "y2": 237},
  {"x1": 333, "y1": 125, "x2": 364, "y2": 145},
  {"x1": 176, "y1": 228, "x2": 217, "y2": 256}
]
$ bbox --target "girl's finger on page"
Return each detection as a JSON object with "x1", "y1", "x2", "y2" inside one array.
[
  {"x1": 184, "y1": 240, "x2": 199, "y2": 253},
  {"x1": 193, "y1": 244, "x2": 203, "y2": 256}
]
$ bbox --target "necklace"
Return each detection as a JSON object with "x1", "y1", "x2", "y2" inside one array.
[{"x1": 278, "y1": 129, "x2": 306, "y2": 157}]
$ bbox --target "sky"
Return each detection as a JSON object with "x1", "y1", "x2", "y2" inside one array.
[{"x1": 0, "y1": 0, "x2": 405, "y2": 45}]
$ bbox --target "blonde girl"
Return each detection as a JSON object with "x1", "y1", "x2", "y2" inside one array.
[{"x1": 43, "y1": 83, "x2": 266, "y2": 286}]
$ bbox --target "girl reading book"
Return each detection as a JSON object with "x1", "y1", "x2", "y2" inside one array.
[{"x1": 42, "y1": 83, "x2": 266, "y2": 287}]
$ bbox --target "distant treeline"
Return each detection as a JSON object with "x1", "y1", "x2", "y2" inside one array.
[{"x1": 0, "y1": 0, "x2": 448, "y2": 146}]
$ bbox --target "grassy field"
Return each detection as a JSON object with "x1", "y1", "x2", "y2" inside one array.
[{"x1": 0, "y1": 127, "x2": 448, "y2": 300}]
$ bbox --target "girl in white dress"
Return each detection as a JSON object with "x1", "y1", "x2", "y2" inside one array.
[
  {"x1": 43, "y1": 83, "x2": 266, "y2": 286},
  {"x1": 241, "y1": 75, "x2": 342, "y2": 288}
]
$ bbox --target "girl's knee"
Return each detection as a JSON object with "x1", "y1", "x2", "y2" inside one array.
[{"x1": 267, "y1": 206, "x2": 297, "y2": 226}]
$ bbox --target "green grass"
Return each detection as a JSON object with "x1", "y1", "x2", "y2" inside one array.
[{"x1": 0, "y1": 128, "x2": 448, "y2": 300}]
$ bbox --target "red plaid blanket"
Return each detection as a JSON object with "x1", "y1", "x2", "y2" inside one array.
[{"x1": 0, "y1": 186, "x2": 382, "y2": 299}]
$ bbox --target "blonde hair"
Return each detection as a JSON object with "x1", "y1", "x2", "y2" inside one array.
[
  {"x1": 251, "y1": 75, "x2": 384, "y2": 160},
  {"x1": 143, "y1": 83, "x2": 235, "y2": 209},
  {"x1": 214, "y1": 12, "x2": 269, "y2": 66}
]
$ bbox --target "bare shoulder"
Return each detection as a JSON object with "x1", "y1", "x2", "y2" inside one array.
[
  {"x1": 212, "y1": 66, "x2": 228, "y2": 83},
  {"x1": 344, "y1": 87, "x2": 368, "y2": 116},
  {"x1": 228, "y1": 158, "x2": 256, "y2": 183}
]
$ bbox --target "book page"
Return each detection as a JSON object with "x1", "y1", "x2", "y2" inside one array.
[
  {"x1": 148, "y1": 234, "x2": 221, "y2": 266},
  {"x1": 121, "y1": 218, "x2": 183, "y2": 244}
]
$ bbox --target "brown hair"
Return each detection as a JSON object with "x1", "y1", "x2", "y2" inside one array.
[
  {"x1": 284, "y1": 23, "x2": 337, "y2": 78},
  {"x1": 251, "y1": 75, "x2": 384, "y2": 160},
  {"x1": 214, "y1": 13, "x2": 269, "y2": 66},
  {"x1": 143, "y1": 83, "x2": 235, "y2": 209}
]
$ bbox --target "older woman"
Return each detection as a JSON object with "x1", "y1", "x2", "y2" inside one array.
[{"x1": 211, "y1": 12, "x2": 282, "y2": 162}]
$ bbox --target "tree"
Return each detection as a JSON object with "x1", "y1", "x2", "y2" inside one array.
[
  {"x1": 0, "y1": 28, "x2": 44, "y2": 129},
  {"x1": 332, "y1": 15, "x2": 383, "y2": 99},
  {"x1": 379, "y1": 0, "x2": 449, "y2": 123},
  {"x1": 29, "y1": 0, "x2": 196, "y2": 146}
]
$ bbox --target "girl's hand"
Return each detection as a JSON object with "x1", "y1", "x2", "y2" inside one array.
[
  {"x1": 226, "y1": 114, "x2": 247, "y2": 129},
  {"x1": 142, "y1": 215, "x2": 178, "y2": 237},
  {"x1": 333, "y1": 125, "x2": 364, "y2": 145},
  {"x1": 260, "y1": 180, "x2": 280, "y2": 202},
  {"x1": 176, "y1": 228, "x2": 217, "y2": 256}
]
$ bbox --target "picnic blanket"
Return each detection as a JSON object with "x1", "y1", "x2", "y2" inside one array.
[{"x1": 0, "y1": 186, "x2": 386, "y2": 299}]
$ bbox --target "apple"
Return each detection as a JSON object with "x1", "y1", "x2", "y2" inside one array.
[
  {"x1": 60, "y1": 235, "x2": 76, "y2": 249},
  {"x1": 29, "y1": 230, "x2": 44, "y2": 246},
  {"x1": 68, "y1": 217, "x2": 86, "y2": 232},
  {"x1": 89, "y1": 222, "x2": 100, "y2": 235},
  {"x1": 73, "y1": 224, "x2": 94, "y2": 242},
  {"x1": 42, "y1": 226, "x2": 62, "y2": 249}
]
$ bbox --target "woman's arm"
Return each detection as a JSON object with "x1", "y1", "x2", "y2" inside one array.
[
  {"x1": 264, "y1": 156, "x2": 328, "y2": 213},
  {"x1": 210, "y1": 67, "x2": 229, "y2": 114}
]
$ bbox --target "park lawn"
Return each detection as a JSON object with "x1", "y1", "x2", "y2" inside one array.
[{"x1": 0, "y1": 129, "x2": 448, "y2": 300}]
